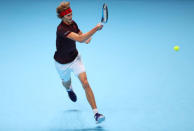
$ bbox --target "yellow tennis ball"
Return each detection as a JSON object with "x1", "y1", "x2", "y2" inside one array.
[{"x1": 174, "y1": 45, "x2": 180, "y2": 51}]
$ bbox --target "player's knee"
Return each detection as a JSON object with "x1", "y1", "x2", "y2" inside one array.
[{"x1": 82, "y1": 79, "x2": 89, "y2": 89}]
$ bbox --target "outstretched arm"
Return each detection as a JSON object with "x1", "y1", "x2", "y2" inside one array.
[{"x1": 67, "y1": 23, "x2": 103, "y2": 43}]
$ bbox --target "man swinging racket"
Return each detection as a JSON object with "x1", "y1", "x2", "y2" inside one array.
[{"x1": 54, "y1": 1, "x2": 105, "y2": 123}]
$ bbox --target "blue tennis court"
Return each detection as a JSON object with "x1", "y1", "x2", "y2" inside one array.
[{"x1": 0, "y1": 0, "x2": 194, "y2": 130}]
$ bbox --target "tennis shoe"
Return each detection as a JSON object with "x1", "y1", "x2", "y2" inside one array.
[
  {"x1": 94, "y1": 113, "x2": 105, "y2": 124},
  {"x1": 67, "y1": 89, "x2": 77, "y2": 102}
]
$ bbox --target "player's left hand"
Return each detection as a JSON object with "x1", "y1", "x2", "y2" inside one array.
[{"x1": 85, "y1": 37, "x2": 91, "y2": 44}]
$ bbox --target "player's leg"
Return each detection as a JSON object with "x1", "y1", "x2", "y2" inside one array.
[
  {"x1": 55, "y1": 61, "x2": 77, "y2": 102},
  {"x1": 78, "y1": 72, "x2": 105, "y2": 123},
  {"x1": 62, "y1": 78, "x2": 71, "y2": 90},
  {"x1": 78, "y1": 72, "x2": 97, "y2": 109},
  {"x1": 62, "y1": 78, "x2": 77, "y2": 102},
  {"x1": 72, "y1": 55, "x2": 105, "y2": 123}
]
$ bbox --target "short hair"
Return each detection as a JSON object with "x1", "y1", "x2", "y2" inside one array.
[{"x1": 56, "y1": 1, "x2": 70, "y2": 19}]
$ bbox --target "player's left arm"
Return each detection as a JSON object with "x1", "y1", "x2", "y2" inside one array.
[{"x1": 78, "y1": 30, "x2": 91, "y2": 44}]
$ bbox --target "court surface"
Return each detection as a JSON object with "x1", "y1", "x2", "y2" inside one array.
[{"x1": 0, "y1": 0, "x2": 194, "y2": 130}]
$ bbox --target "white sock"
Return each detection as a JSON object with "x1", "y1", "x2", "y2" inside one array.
[
  {"x1": 66, "y1": 85, "x2": 72, "y2": 92},
  {"x1": 93, "y1": 108, "x2": 98, "y2": 115}
]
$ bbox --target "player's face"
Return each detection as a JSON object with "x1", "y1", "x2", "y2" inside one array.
[{"x1": 64, "y1": 13, "x2": 72, "y2": 23}]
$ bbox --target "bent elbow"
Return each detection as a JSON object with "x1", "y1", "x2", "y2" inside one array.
[
  {"x1": 77, "y1": 39, "x2": 84, "y2": 43},
  {"x1": 77, "y1": 36, "x2": 85, "y2": 43},
  {"x1": 80, "y1": 39, "x2": 85, "y2": 43}
]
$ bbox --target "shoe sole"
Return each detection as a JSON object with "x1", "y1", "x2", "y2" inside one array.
[{"x1": 96, "y1": 116, "x2": 105, "y2": 124}]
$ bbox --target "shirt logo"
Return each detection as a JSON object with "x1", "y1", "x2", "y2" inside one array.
[{"x1": 64, "y1": 31, "x2": 70, "y2": 36}]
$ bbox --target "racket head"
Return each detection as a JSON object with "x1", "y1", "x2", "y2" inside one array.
[{"x1": 101, "y1": 3, "x2": 108, "y2": 23}]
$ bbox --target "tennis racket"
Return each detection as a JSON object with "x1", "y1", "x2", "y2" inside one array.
[{"x1": 101, "y1": 3, "x2": 108, "y2": 25}]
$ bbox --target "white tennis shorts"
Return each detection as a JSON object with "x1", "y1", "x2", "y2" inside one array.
[{"x1": 55, "y1": 54, "x2": 85, "y2": 82}]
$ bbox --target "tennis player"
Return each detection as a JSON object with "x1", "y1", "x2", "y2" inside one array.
[{"x1": 54, "y1": 1, "x2": 105, "y2": 123}]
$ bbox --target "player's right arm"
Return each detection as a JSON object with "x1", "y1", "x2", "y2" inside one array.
[{"x1": 67, "y1": 23, "x2": 103, "y2": 43}]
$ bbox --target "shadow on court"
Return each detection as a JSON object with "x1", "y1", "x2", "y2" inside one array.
[
  {"x1": 48, "y1": 109, "x2": 107, "y2": 131},
  {"x1": 63, "y1": 109, "x2": 81, "y2": 113},
  {"x1": 49, "y1": 126, "x2": 107, "y2": 131}
]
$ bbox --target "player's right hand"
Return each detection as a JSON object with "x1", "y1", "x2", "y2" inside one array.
[{"x1": 96, "y1": 23, "x2": 103, "y2": 30}]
